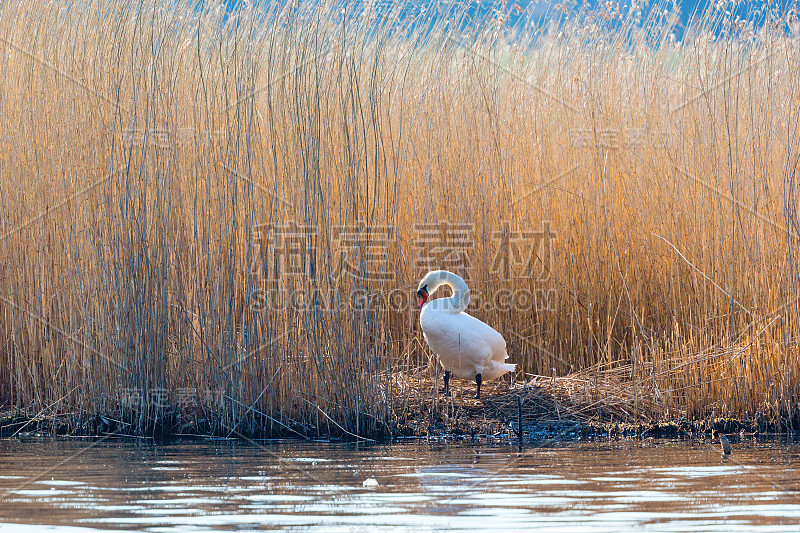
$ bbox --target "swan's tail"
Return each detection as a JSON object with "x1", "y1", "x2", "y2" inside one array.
[
  {"x1": 502, "y1": 363, "x2": 517, "y2": 372},
  {"x1": 484, "y1": 361, "x2": 516, "y2": 380}
]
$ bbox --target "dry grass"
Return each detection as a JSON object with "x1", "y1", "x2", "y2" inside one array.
[
  {"x1": 1, "y1": 0, "x2": 799, "y2": 437},
  {"x1": 392, "y1": 365, "x2": 653, "y2": 432}
]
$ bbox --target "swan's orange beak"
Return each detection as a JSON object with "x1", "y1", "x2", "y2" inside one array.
[{"x1": 417, "y1": 287, "x2": 428, "y2": 308}]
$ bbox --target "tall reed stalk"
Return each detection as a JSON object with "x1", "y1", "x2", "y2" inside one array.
[{"x1": 1, "y1": 0, "x2": 799, "y2": 436}]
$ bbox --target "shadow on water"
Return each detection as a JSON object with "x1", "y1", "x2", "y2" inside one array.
[{"x1": 0, "y1": 437, "x2": 800, "y2": 532}]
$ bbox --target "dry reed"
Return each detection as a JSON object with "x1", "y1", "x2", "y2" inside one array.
[{"x1": 1, "y1": 0, "x2": 799, "y2": 437}]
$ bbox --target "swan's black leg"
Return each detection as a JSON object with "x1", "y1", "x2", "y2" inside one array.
[
  {"x1": 474, "y1": 373, "x2": 482, "y2": 399},
  {"x1": 443, "y1": 370, "x2": 451, "y2": 396}
]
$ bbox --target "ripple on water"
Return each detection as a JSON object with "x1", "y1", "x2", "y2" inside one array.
[
  {"x1": 0, "y1": 440, "x2": 799, "y2": 532},
  {"x1": 36, "y1": 480, "x2": 87, "y2": 486},
  {"x1": 647, "y1": 465, "x2": 754, "y2": 478}
]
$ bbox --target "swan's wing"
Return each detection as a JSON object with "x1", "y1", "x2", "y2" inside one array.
[
  {"x1": 459, "y1": 312, "x2": 507, "y2": 359},
  {"x1": 421, "y1": 309, "x2": 508, "y2": 376}
]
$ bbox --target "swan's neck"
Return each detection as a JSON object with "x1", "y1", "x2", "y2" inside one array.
[{"x1": 436, "y1": 272, "x2": 470, "y2": 314}]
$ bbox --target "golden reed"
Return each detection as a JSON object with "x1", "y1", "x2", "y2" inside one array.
[{"x1": 0, "y1": 0, "x2": 798, "y2": 436}]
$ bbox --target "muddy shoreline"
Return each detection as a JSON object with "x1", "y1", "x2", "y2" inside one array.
[
  {"x1": 4, "y1": 371, "x2": 799, "y2": 441},
  {"x1": 3, "y1": 411, "x2": 797, "y2": 444}
]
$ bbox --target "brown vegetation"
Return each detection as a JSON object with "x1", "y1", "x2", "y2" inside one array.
[{"x1": 1, "y1": 0, "x2": 799, "y2": 438}]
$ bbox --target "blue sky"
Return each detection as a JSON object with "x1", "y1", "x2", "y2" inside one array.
[{"x1": 220, "y1": 0, "x2": 798, "y2": 39}]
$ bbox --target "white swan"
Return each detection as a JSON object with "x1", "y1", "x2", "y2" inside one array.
[{"x1": 416, "y1": 270, "x2": 516, "y2": 399}]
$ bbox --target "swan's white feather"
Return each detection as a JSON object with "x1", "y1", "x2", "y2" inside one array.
[
  {"x1": 418, "y1": 270, "x2": 516, "y2": 381},
  {"x1": 421, "y1": 306, "x2": 514, "y2": 380}
]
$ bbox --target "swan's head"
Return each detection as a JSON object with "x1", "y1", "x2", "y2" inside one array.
[
  {"x1": 417, "y1": 270, "x2": 469, "y2": 312},
  {"x1": 416, "y1": 270, "x2": 446, "y2": 308},
  {"x1": 416, "y1": 284, "x2": 428, "y2": 308}
]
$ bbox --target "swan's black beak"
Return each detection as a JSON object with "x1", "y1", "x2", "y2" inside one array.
[{"x1": 416, "y1": 286, "x2": 428, "y2": 309}]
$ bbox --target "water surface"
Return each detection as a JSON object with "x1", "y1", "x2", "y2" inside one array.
[{"x1": 1, "y1": 437, "x2": 799, "y2": 531}]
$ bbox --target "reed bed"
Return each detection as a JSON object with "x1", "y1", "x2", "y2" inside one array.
[
  {"x1": 1, "y1": 0, "x2": 799, "y2": 438},
  {"x1": 392, "y1": 366, "x2": 651, "y2": 436}
]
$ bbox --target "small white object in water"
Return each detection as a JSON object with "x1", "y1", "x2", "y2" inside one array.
[{"x1": 362, "y1": 478, "x2": 378, "y2": 487}]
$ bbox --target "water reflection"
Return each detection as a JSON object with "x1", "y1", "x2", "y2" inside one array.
[{"x1": 0, "y1": 438, "x2": 798, "y2": 532}]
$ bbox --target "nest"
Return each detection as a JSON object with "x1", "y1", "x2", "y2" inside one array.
[{"x1": 391, "y1": 363, "x2": 655, "y2": 436}]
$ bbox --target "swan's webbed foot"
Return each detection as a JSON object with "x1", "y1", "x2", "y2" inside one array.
[
  {"x1": 474, "y1": 373, "x2": 482, "y2": 399},
  {"x1": 442, "y1": 370, "x2": 451, "y2": 396}
]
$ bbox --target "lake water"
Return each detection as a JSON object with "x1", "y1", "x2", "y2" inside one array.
[{"x1": 1, "y1": 436, "x2": 799, "y2": 532}]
